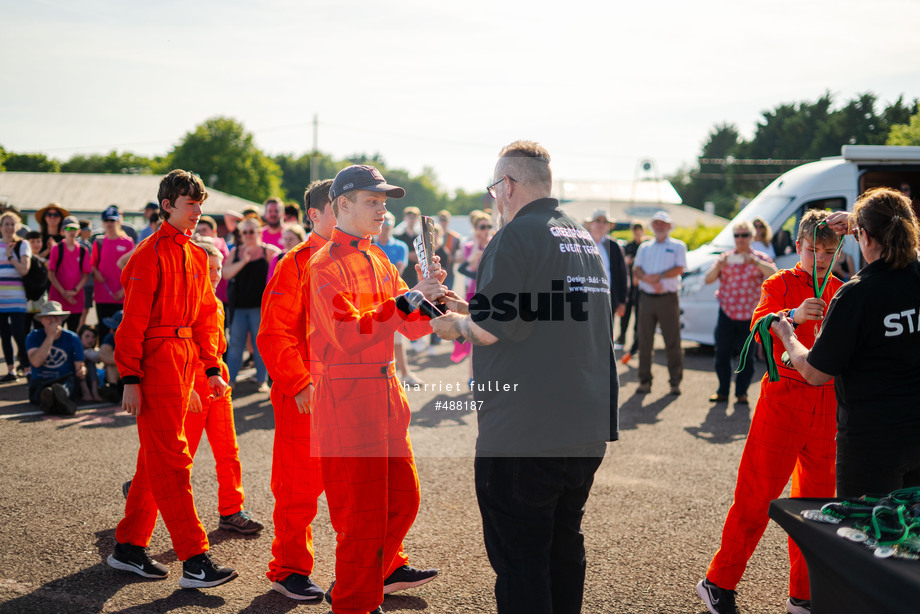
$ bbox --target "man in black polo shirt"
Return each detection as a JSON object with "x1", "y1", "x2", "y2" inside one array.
[{"x1": 431, "y1": 140, "x2": 617, "y2": 613}]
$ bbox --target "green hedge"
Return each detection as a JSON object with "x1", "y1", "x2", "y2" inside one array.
[{"x1": 611, "y1": 223, "x2": 725, "y2": 251}]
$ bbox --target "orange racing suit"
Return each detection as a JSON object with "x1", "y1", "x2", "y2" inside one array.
[
  {"x1": 259, "y1": 231, "x2": 410, "y2": 584},
  {"x1": 184, "y1": 302, "x2": 245, "y2": 516},
  {"x1": 306, "y1": 228, "x2": 432, "y2": 614},
  {"x1": 114, "y1": 220, "x2": 222, "y2": 561},
  {"x1": 707, "y1": 263, "x2": 842, "y2": 600}
]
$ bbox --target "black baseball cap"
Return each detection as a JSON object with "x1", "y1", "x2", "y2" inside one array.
[{"x1": 329, "y1": 165, "x2": 406, "y2": 200}]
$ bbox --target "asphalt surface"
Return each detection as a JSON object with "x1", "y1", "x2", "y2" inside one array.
[{"x1": 0, "y1": 336, "x2": 801, "y2": 614}]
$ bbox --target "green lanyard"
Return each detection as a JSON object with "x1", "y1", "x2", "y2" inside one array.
[
  {"x1": 735, "y1": 220, "x2": 844, "y2": 380},
  {"x1": 812, "y1": 220, "x2": 845, "y2": 300}
]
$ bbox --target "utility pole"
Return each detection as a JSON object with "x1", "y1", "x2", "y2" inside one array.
[{"x1": 310, "y1": 113, "x2": 319, "y2": 184}]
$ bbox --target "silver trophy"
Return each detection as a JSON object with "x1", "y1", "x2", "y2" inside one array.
[
  {"x1": 413, "y1": 215, "x2": 437, "y2": 281},
  {"x1": 413, "y1": 215, "x2": 446, "y2": 314}
]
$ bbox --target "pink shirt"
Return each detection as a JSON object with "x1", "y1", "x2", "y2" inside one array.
[
  {"x1": 91, "y1": 236, "x2": 134, "y2": 304},
  {"x1": 715, "y1": 248, "x2": 773, "y2": 320},
  {"x1": 49, "y1": 242, "x2": 92, "y2": 313},
  {"x1": 262, "y1": 226, "x2": 284, "y2": 250}
]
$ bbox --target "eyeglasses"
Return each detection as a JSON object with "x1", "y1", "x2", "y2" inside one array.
[
  {"x1": 852, "y1": 226, "x2": 861, "y2": 239},
  {"x1": 478, "y1": 224, "x2": 492, "y2": 231},
  {"x1": 487, "y1": 176, "x2": 517, "y2": 199},
  {"x1": 734, "y1": 233, "x2": 751, "y2": 238},
  {"x1": 45, "y1": 211, "x2": 62, "y2": 218}
]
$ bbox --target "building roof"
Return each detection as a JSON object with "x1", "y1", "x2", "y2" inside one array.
[
  {"x1": 553, "y1": 179, "x2": 727, "y2": 228},
  {"x1": 0, "y1": 172, "x2": 261, "y2": 226}
]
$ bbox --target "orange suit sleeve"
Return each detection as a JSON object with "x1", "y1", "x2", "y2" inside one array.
[
  {"x1": 258, "y1": 247, "x2": 313, "y2": 397},
  {"x1": 308, "y1": 263, "x2": 425, "y2": 355},
  {"x1": 114, "y1": 244, "x2": 158, "y2": 380}
]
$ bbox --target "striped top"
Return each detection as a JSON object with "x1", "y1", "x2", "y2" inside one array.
[{"x1": 0, "y1": 240, "x2": 29, "y2": 313}]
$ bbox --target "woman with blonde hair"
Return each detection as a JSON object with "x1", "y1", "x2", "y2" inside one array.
[
  {"x1": 223, "y1": 216, "x2": 280, "y2": 391},
  {"x1": 751, "y1": 216, "x2": 775, "y2": 258},
  {"x1": 91, "y1": 206, "x2": 134, "y2": 341},
  {"x1": 0, "y1": 211, "x2": 31, "y2": 380}
]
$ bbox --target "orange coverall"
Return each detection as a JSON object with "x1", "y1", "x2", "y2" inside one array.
[
  {"x1": 259, "y1": 231, "x2": 410, "y2": 585},
  {"x1": 707, "y1": 263, "x2": 842, "y2": 600},
  {"x1": 306, "y1": 229, "x2": 431, "y2": 614},
  {"x1": 114, "y1": 221, "x2": 222, "y2": 561},
  {"x1": 184, "y1": 302, "x2": 245, "y2": 516}
]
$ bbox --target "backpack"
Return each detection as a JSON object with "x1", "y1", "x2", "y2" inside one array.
[
  {"x1": 55, "y1": 242, "x2": 88, "y2": 272},
  {"x1": 14, "y1": 241, "x2": 50, "y2": 301}
]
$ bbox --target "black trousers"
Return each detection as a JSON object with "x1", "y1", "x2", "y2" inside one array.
[
  {"x1": 836, "y1": 438, "x2": 920, "y2": 498},
  {"x1": 475, "y1": 449, "x2": 605, "y2": 614}
]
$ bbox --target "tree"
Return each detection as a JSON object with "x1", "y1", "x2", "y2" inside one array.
[
  {"x1": 274, "y1": 152, "x2": 346, "y2": 204},
  {"x1": 167, "y1": 116, "x2": 282, "y2": 203},
  {"x1": 61, "y1": 150, "x2": 160, "y2": 174},
  {"x1": 887, "y1": 104, "x2": 920, "y2": 146},
  {"x1": 3, "y1": 152, "x2": 61, "y2": 172},
  {"x1": 671, "y1": 92, "x2": 919, "y2": 215}
]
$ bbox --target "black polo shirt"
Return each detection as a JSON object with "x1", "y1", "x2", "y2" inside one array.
[
  {"x1": 471, "y1": 198, "x2": 617, "y2": 455},
  {"x1": 808, "y1": 259, "x2": 920, "y2": 445}
]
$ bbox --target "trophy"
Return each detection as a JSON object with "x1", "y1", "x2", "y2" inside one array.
[{"x1": 413, "y1": 215, "x2": 446, "y2": 314}]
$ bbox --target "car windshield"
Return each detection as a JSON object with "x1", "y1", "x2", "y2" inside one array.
[{"x1": 710, "y1": 195, "x2": 794, "y2": 248}]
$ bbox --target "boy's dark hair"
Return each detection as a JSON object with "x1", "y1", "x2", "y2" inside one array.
[
  {"x1": 157, "y1": 170, "x2": 208, "y2": 220},
  {"x1": 25, "y1": 230, "x2": 41, "y2": 240},
  {"x1": 305, "y1": 179, "x2": 333, "y2": 215},
  {"x1": 284, "y1": 203, "x2": 302, "y2": 223},
  {"x1": 77, "y1": 324, "x2": 97, "y2": 338}
]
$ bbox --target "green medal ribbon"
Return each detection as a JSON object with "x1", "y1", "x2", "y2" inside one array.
[{"x1": 735, "y1": 313, "x2": 781, "y2": 382}]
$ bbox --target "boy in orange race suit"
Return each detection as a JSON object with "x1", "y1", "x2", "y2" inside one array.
[
  {"x1": 107, "y1": 169, "x2": 237, "y2": 589},
  {"x1": 306, "y1": 165, "x2": 444, "y2": 614},
  {"x1": 697, "y1": 210, "x2": 843, "y2": 614},
  {"x1": 120, "y1": 238, "x2": 263, "y2": 536},
  {"x1": 259, "y1": 178, "x2": 435, "y2": 603}
]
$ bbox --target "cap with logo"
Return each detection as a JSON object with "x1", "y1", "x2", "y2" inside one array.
[
  {"x1": 650, "y1": 211, "x2": 673, "y2": 225},
  {"x1": 329, "y1": 165, "x2": 406, "y2": 200},
  {"x1": 101, "y1": 205, "x2": 120, "y2": 221}
]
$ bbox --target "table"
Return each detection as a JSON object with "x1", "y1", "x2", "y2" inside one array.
[{"x1": 769, "y1": 497, "x2": 920, "y2": 614}]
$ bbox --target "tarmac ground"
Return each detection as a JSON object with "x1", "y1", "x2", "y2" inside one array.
[{"x1": 0, "y1": 334, "x2": 803, "y2": 614}]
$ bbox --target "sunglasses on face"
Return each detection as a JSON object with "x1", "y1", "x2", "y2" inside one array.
[
  {"x1": 241, "y1": 229, "x2": 257, "y2": 235},
  {"x1": 478, "y1": 224, "x2": 492, "y2": 231},
  {"x1": 734, "y1": 233, "x2": 751, "y2": 238},
  {"x1": 45, "y1": 211, "x2": 62, "y2": 218}
]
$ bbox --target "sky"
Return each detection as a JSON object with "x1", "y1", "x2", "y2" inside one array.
[{"x1": 2, "y1": 0, "x2": 919, "y2": 198}]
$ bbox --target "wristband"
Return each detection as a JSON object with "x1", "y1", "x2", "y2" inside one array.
[{"x1": 788, "y1": 309, "x2": 799, "y2": 329}]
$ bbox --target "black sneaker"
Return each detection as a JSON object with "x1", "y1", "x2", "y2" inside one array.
[
  {"x1": 271, "y1": 572, "x2": 324, "y2": 601},
  {"x1": 1, "y1": 372, "x2": 18, "y2": 383},
  {"x1": 324, "y1": 581, "x2": 384, "y2": 613},
  {"x1": 122, "y1": 480, "x2": 132, "y2": 499},
  {"x1": 39, "y1": 388, "x2": 55, "y2": 414},
  {"x1": 179, "y1": 552, "x2": 238, "y2": 589},
  {"x1": 51, "y1": 383, "x2": 77, "y2": 415},
  {"x1": 383, "y1": 565, "x2": 439, "y2": 594},
  {"x1": 786, "y1": 597, "x2": 811, "y2": 614},
  {"x1": 218, "y1": 510, "x2": 264, "y2": 534},
  {"x1": 697, "y1": 578, "x2": 738, "y2": 614},
  {"x1": 106, "y1": 542, "x2": 169, "y2": 579}
]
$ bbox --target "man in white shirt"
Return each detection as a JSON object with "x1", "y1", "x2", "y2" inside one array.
[{"x1": 633, "y1": 211, "x2": 686, "y2": 395}]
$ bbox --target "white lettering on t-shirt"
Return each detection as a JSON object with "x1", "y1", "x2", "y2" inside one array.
[{"x1": 883, "y1": 309, "x2": 920, "y2": 337}]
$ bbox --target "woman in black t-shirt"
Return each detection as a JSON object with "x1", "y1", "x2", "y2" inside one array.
[
  {"x1": 222, "y1": 216, "x2": 280, "y2": 391},
  {"x1": 772, "y1": 187, "x2": 920, "y2": 497}
]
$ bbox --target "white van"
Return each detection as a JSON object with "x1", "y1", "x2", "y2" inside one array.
[{"x1": 679, "y1": 145, "x2": 920, "y2": 346}]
